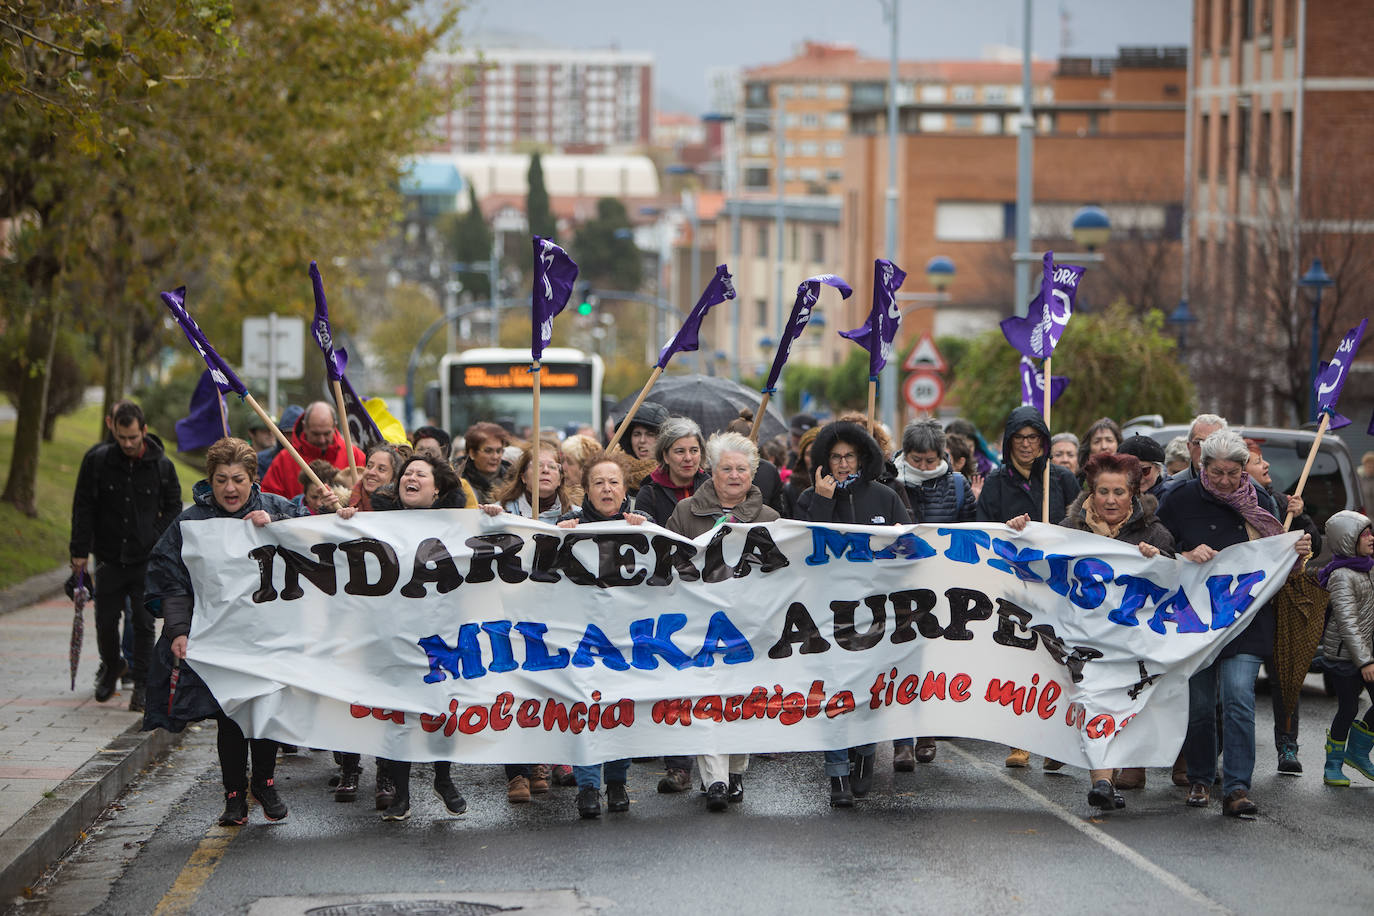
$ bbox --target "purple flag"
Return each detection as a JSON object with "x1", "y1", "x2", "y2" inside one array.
[
  {"x1": 839, "y1": 259, "x2": 907, "y2": 378},
  {"x1": 532, "y1": 236, "x2": 579, "y2": 363},
  {"x1": 309, "y1": 261, "x2": 345, "y2": 382},
  {"x1": 1314, "y1": 318, "x2": 1366, "y2": 431},
  {"x1": 174, "y1": 370, "x2": 228, "y2": 452},
  {"x1": 336, "y1": 355, "x2": 385, "y2": 451},
  {"x1": 657, "y1": 264, "x2": 736, "y2": 369},
  {"x1": 764, "y1": 274, "x2": 852, "y2": 392},
  {"x1": 1018, "y1": 356, "x2": 1069, "y2": 408},
  {"x1": 160, "y1": 287, "x2": 247, "y2": 396},
  {"x1": 999, "y1": 252, "x2": 1086, "y2": 360}
]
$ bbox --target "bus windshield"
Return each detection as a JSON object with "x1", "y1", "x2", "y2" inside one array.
[{"x1": 443, "y1": 354, "x2": 600, "y2": 436}]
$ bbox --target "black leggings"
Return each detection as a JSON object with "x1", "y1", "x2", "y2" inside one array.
[
  {"x1": 216, "y1": 713, "x2": 277, "y2": 793},
  {"x1": 385, "y1": 760, "x2": 453, "y2": 794},
  {"x1": 1330, "y1": 672, "x2": 1374, "y2": 741}
]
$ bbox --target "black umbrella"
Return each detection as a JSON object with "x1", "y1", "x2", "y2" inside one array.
[{"x1": 611, "y1": 374, "x2": 788, "y2": 442}]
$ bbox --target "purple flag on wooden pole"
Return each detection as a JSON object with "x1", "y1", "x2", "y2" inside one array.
[
  {"x1": 999, "y1": 252, "x2": 1086, "y2": 360},
  {"x1": 160, "y1": 287, "x2": 247, "y2": 396},
  {"x1": 1018, "y1": 356, "x2": 1069, "y2": 407},
  {"x1": 839, "y1": 259, "x2": 907, "y2": 378},
  {"x1": 174, "y1": 370, "x2": 229, "y2": 451},
  {"x1": 532, "y1": 236, "x2": 579, "y2": 363},
  {"x1": 309, "y1": 261, "x2": 346, "y2": 382},
  {"x1": 656, "y1": 265, "x2": 736, "y2": 369},
  {"x1": 764, "y1": 274, "x2": 852, "y2": 392},
  {"x1": 1313, "y1": 317, "x2": 1367, "y2": 431}
]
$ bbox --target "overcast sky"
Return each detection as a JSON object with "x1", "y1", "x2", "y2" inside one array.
[{"x1": 457, "y1": 0, "x2": 1193, "y2": 112}]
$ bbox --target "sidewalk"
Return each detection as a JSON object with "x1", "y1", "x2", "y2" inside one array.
[{"x1": 0, "y1": 571, "x2": 175, "y2": 902}]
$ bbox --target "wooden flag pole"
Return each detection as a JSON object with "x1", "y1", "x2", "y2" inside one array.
[
  {"x1": 1041, "y1": 356, "x2": 1052, "y2": 523},
  {"x1": 330, "y1": 380, "x2": 358, "y2": 480},
  {"x1": 748, "y1": 392, "x2": 772, "y2": 442},
  {"x1": 606, "y1": 366, "x2": 663, "y2": 454},
  {"x1": 244, "y1": 393, "x2": 330, "y2": 494},
  {"x1": 216, "y1": 391, "x2": 230, "y2": 439},
  {"x1": 528, "y1": 362, "x2": 542, "y2": 516},
  {"x1": 866, "y1": 378, "x2": 877, "y2": 432},
  {"x1": 1284, "y1": 412, "x2": 1330, "y2": 531}
]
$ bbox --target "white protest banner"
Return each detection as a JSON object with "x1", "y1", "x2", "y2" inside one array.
[{"x1": 180, "y1": 512, "x2": 1301, "y2": 769}]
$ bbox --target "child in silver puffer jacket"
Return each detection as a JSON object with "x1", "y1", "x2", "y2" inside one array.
[{"x1": 1317, "y1": 510, "x2": 1374, "y2": 786}]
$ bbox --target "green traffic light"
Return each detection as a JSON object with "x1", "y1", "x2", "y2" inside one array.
[{"x1": 577, "y1": 302, "x2": 593, "y2": 316}]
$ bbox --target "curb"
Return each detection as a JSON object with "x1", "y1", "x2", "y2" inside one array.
[
  {"x1": 0, "y1": 723, "x2": 178, "y2": 903},
  {"x1": 0, "y1": 568, "x2": 68, "y2": 618}
]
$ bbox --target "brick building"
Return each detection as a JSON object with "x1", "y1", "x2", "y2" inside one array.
[
  {"x1": 835, "y1": 47, "x2": 1188, "y2": 357},
  {"x1": 1187, "y1": 0, "x2": 1374, "y2": 426},
  {"x1": 428, "y1": 48, "x2": 652, "y2": 154}
]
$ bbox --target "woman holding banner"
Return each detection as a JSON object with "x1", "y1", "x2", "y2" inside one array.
[
  {"x1": 348, "y1": 443, "x2": 406, "y2": 512},
  {"x1": 557, "y1": 453, "x2": 647, "y2": 818},
  {"x1": 796, "y1": 421, "x2": 912, "y2": 806},
  {"x1": 1053, "y1": 452, "x2": 1175, "y2": 809},
  {"x1": 143, "y1": 438, "x2": 338, "y2": 826},
  {"x1": 1157, "y1": 429, "x2": 1311, "y2": 817},
  {"x1": 490, "y1": 440, "x2": 572, "y2": 523},
  {"x1": 665, "y1": 432, "x2": 781, "y2": 811},
  {"x1": 371, "y1": 455, "x2": 471, "y2": 821}
]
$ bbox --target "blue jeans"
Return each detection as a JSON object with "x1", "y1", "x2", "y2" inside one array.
[
  {"x1": 573, "y1": 759, "x2": 629, "y2": 790},
  {"x1": 824, "y1": 744, "x2": 874, "y2": 778},
  {"x1": 1185, "y1": 653, "x2": 1263, "y2": 796}
]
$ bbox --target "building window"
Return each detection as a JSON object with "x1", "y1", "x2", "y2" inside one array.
[
  {"x1": 811, "y1": 230, "x2": 824, "y2": 263},
  {"x1": 789, "y1": 225, "x2": 799, "y2": 260},
  {"x1": 985, "y1": 86, "x2": 1007, "y2": 103},
  {"x1": 756, "y1": 225, "x2": 769, "y2": 257},
  {"x1": 1237, "y1": 107, "x2": 1250, "y2": 172},
  {"x1": 934, "y1": 202, "x2": 1007, "y2": 241},
  {"x1": 1256, "y1": 110, "x2": 1271, "y2": 177},
  {"x1": 825, "y1": 112, "x2": 847, "y2": 129},
  {"x1": 801, "y1": 113, "x2": 819, "y2": 128},
  {"x1": 1198, "y1": 114, "x2": 1210, "y2": 178},
  {"x1": 748, "y1": 136, "x2": 772, "y2": 156},
  {"x1": 952, "y1": 85, "x2": 976, "y2": 102},
  {"x1": 825, "y1": 168, "x2": 843, "y2": 182},
  {"x1": 800, "y1": 141, "x2": 818, "y2": 156},
  {"x1": 744, "y1": 166, "x2": 770, "y2": 190},
  {"x1": 1241, "y1": 0, "x2": 1254, "y2": 39},
  {"x1": 981, "y1": 113, "x2": 1002, "y2": 134},
  {"x1": 1279, "y1": 110, "x2": 1293, "y2": 180},
  {"x1": 800, "y1": 166, "x2": 821, "y2": 181},
  {"x1": 851, "y1": 82, "x2": 886, "y2": 106},
  {"x1": 755, "y1": 299, "x2": 768, "y2": 328},
  {"x1": 953, "y1": 113, "x2": 976, "y2": 130},
  {"x1": 778, "y1": 84, "x2": 795, "y2": 98},
  {"x1": 1220, "y1": 0, "x2": 1232, "y2": 50},
  {"x1": 825, "y1": 84, "x2": 846, "y2": 100},
  {"x1": 1200, "y1": 0, "x2": 1212, "y2": 52},
  {"x1": 785, "y1": 113, "x2": 802, "y2": 128},
  {"x1": 801, "y1": 83, "x2": 819, "y2": 98},
  {"x1": 746, "y1": 82, "x2": 770, "y2": 107},
  {"x1": 1218, "y1": 113, "x2": 1230, "y2": 181},
  {"x1": 824, "y1": 141, "x2": 844, "y2": 157}
]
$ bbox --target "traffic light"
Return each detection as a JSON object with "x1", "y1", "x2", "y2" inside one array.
[{"x1": 575, "y1": 283, "x2": 596, "y2": 316}]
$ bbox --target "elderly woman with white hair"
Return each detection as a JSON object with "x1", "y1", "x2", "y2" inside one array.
[
  {"x1": 665, "y1": 431, "x2": 781, "y2": 811},
  {"x1": 1157, "y1": 429, "x2": 1311, "y2": 818}
]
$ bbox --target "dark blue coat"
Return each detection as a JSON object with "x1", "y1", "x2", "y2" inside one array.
[
  {"x1": 142, "y1": 481, "x2": 306, "y2": 732},
  {"x1": 1157, "y1": 478, "x2": 1282, "y2": 659}
]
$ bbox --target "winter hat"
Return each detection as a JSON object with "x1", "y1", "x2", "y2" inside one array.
[{"x1": 1117, "y1": 434, "x2": 1166, "y2": 465}]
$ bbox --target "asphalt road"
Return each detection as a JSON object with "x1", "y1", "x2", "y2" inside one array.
[{"x1": 9, "y1": 687, "x2": 1374, "y2": 916}]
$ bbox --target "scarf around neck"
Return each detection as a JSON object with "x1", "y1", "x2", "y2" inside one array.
[
  {"x1": 1318, "y1": 554, "x2": 1374, "y2": 588},
  {"x1": 1199, "y1": 465, "x2": 1283, "y2": 538},
  {"x1": 895, "y1": 459, "x2": 949, "y2": 488},
  {"x1": 1083, "y1": 499, "x2": 1129, "y2": 539}
]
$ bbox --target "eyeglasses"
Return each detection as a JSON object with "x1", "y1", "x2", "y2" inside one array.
[
  {"x1": 1010, "y1": 433, "x2": 1040, "y2": 444},
  {"x1": 829, "y1": 450, "x2": 859, "y2": 464}
]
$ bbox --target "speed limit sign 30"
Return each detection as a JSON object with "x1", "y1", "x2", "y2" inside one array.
[{"x1": 903, "y1": 371, "x2": 944, "y2": 411}]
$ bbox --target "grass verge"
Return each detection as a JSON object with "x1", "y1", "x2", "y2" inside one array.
[{"x1": 0, "y1": 404, "x2": 205, "y2": 592}]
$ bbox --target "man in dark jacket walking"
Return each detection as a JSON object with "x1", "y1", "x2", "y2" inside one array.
[
  {"x1": 69, "y1": 401, "x2": 182, "y2": 709},
  {"x1": 796, "y1": 422, "x2": 912, "y2": 806}
]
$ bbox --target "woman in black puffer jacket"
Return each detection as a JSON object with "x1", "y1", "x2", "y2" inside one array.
[
  {"x1": 143, "y1": 438, "x2": 318, "y2": 827},
  {"x1": 371, "y1": 455, "x2": 470, "y2": 822}
]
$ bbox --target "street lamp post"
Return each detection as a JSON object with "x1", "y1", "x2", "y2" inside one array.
[
  {"x1": 1070, "y1": 205, "x2": 1111, "y2": 310},
  {"x1": 878, "y1": 0, "x2": 901, "y2": 435},
  {"x1": 1166, "y1": 298, "x2": 1198, "y2": 356},
  {"x1": 1299, "y1": 258, "x2": 1334, "y2": 423}
]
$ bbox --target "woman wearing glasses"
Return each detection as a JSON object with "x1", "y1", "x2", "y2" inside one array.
[
  {"x1": 796, "y1": 421, "x2": 912, "y2": 806},
  {"x1": 1157, "y1": 429, "x2": 1311, "y2": 818}
]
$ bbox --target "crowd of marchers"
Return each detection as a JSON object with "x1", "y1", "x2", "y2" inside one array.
[{"x1": 69, "y1": 397, "x2": 1374, "y2": 825}]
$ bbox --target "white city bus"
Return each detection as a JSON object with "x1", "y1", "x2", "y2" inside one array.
[{"x1": 431, "y1": 347, "x2": 604, "y2": 437}]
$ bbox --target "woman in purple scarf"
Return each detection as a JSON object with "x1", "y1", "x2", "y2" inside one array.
[{"x1": 1157, "y1": 429, "x2": 1311, "y2": 818}]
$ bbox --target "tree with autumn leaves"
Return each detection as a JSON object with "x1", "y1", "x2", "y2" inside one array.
[{"x1": 0, "y1": 1, "x2": 467, "y2": 515}]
